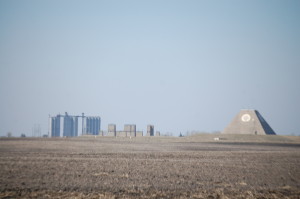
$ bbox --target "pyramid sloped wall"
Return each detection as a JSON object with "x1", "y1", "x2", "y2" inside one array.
[
  {"x1": 222, "y1": 110, "x2": 276, "y2": 135},
  {"x1": 255, "y1": 110, "x2": 276, "y2": 135}
]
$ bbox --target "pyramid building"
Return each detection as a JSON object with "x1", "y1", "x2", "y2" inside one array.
[{"x1": 222, "y1": 109, "x2": 276, "y2": 135}]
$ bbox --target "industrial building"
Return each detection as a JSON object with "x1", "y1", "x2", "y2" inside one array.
[
  {"x1": 63, "y1": 113, "x2": 78, "y2": 137},
  {"x1": 85, "y1": 117, "x2": 101, "y2": 135},
  {"x1": 124, "y1": 124, "x2": 136, "y2": 137},
  {"x1": 49, "y1": 112, "x2": 101, "y2": 137},
  {"x1": 146, "y1": 125, "x2": 154, "y2": 136},
  {"x1": 107, "y1": 124, "x2": 117, "y2": 136},
  {"x1": 106, "y1": 124, "x2": 143, "y2": 137},
  {"x1": 51, "y1": 116, "x2": 61, "y2": 137}
]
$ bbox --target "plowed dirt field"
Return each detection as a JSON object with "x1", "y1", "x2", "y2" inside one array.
[{"x1": 0, "y1": 136, "x2": 299, "y2": 198}]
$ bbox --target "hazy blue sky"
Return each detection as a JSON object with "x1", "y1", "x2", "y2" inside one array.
[{"x1": 0, "y1": 0, "x2": 299, "y2": 136}]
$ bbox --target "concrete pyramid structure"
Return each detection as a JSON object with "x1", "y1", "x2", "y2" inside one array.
[{"x1": 222, "y1": 109, "x2": 276, "y2": 135}]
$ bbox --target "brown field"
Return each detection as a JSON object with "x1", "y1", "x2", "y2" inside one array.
[{"x1": 0, "y1": 135, "x2": 300, "y2": 199}]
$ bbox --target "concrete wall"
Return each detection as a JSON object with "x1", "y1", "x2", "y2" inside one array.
[
  {"x1": 136, "y1": 131, "x2": 143, "y2": 137},
  {"x1": 106, "y1": 132, "x2": 115, "y2": 137},
  {"x1": 105, "y1": 124, "x2": 146, "y2": 137},
  {"x1": 117, "y1": 131, "x2": 128, "y2": 137}
]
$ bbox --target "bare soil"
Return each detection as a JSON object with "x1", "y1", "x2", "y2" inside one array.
[{"x1": 0, "y1": 136, "x2": 300, "y2": 198}]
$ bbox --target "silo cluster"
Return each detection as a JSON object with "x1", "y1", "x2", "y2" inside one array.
[
  {"x1": 85, "y1": 117, "x2": 101, "y2": 135},
  {"x1": 49, "y1": 112, "x2": 101, "y2": 137}
]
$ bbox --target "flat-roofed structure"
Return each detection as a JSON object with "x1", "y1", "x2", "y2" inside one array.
[
  {"x1": 146, "y1": 125, "x2": 154, "y2": 136},
  {"x1": 107, "y1": 124, "x2": 116, "y2": 136},
  {"x1": 124, "y1": 124, "x2": 136, "y2": 137}
]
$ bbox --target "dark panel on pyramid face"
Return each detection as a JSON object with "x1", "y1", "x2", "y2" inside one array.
[{"x1": 255, "y1": 110, "x2": 276, "y2": 135}]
